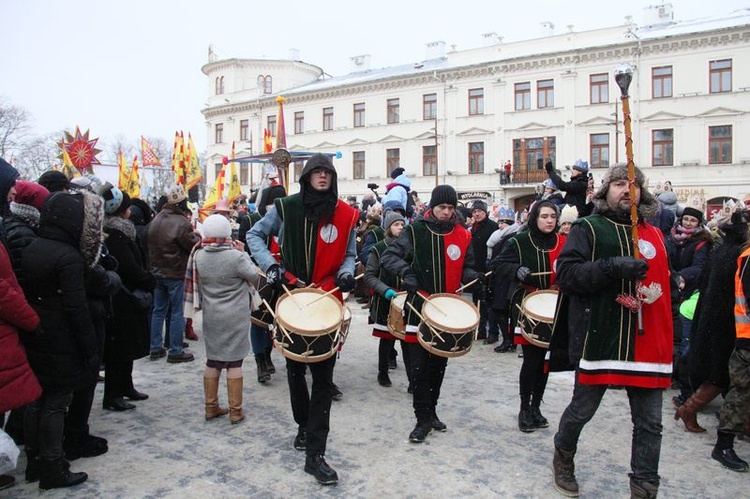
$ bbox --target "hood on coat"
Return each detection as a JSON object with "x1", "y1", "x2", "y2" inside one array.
[{"x1": 39, "y1": 190, "x2": 104, "y2": 268}]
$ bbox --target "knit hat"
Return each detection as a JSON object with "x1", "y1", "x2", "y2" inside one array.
[
  {"x1": 14, "y1": 180, "x2": 49, "y2": 209},
  {"x1": 559, "y1": 204, "x2": 579, "y2": 225},
  {"x1": 390, "y1": 167, "x2": 405, "y2": 179},
  {"x1": 164, "y1": 184, "x2": 187, "y2": 205},
  {"x1": 593, "y1": 163, "x2": 658, "y2": 219},
  {"x1": 495, "y1": 206, "x2": 515, "y2": 222},
  {"x1": 102, "y1": 185, "x2": 131, "y2": 216},
  {"x1": 383, "y1": 200, "x2": 405, "y2": 214},
  {"x1": 70, "y1": 174, "x2": 104, "y2": 193},
  {"x1": 543, "y1": 179, "x2": 557, "y2": 189},
  {"x1": 384, "y1": 210, "x2": 405, "y2": 231},
  {"x1": 681, "y1": 207, "x2": 704, "y2": 224},
  {"x1": 430, "y1": 184, "x2": 457, "y2": 207},
  {"x1": 572, "y1": 159, "x2": 589, "y2": 174},
  {"x1": 471, "y1": 200, "x2": 488, "y2": 214},
  {"x1": 202, "y1": 214, "x2": 231, "y2": 239},
  {"x1": 38, "y1": 170, "x2": 71, "y2": 193}
]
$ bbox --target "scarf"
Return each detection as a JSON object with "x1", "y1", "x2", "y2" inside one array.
[
  {"x1": 103, "y1": 215, "x2": 137, "y2": 241},
  {"x1": 183, "y1": 237, "x2": 234, "y2": 318},
  {"x1": 9, "y1": 202, "x2": 41, "y2": 228},
  {"x1": 670, "y1": 224, "x2": 698, "y2": 247},
  {"x1": 300, "y1": 183, "x2": 337, "y2": 221}
]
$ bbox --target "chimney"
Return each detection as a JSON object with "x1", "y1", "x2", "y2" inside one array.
[
  {"x1": 288, "y1": 48, "x2": 300, "y2": 61},
  {"x1": 350, "y1": 54, "x2": 371, "y2": 72},
  {"x1": 425, "y1": 41, "x2": 446, "y2": 60},
  {"x1": 540, "y1": 21, "x2": 555, "y2": 37},
  {"x1": 481, "y1": 32, "x2": 500, "y2": 47}
]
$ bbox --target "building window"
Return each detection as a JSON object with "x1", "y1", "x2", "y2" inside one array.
[
  {"x1": 590, "y1": 133, "x2": 610, "y2": 168},
  {"x1": 294, "y1": 111, "x2": 304, "y2": 135},
  {"x1": 353, "y1": 103, "x2": 365, "y2": 127},
  {"x1": 240, "y1": 164, "x2": 248, "y2": 185},
  {"x1": 652, "y1": 66, "x2": 673, "y2": 99},
  {"x1": 239, "y1": 119, "x2": 249, "y2": 141},
  {"x1": 468, "y1": 88, "x2": 484, "y2": 116},
  {"x1": 215, "y1": 76, "x2": 224, "y2": 95},
  {"x1": 386, "y1": 148, "x2": 400, "y2": 176},
  {"x1": 515, "y1": 82, "x2": 531, "y2": 110},
  {"x1": 710, "y1": 59, "x2": 732, "y2": 93},
  {"x1": 652, "y1": 129, "x2": 673, "y2": 166},
  {"x1": 323, "y1": 107, "x2": 334, "y2": 131},
  {"x1": 353, "y1": 151, "x2": 365, "y2": 180},
  {"x1": 423, "y1": 93, "x2": 437, "y2": 120},
  {"x1": 537, "y1": 79, "x2": 554, "y2": 108},
  {"x1": 267, "y1": 115, "x2": 276, "y2": 138},
  {"x1": 709, "y1": 125, "x2": 732, "y2": 164},
  {"x1": 468, "y1": 142, "x2": 484, "y2": 174},
  {"x1": 590, "y1": 73, "x2": 609, "y2": 104},
  {"x1": 215, "y1": 123, "x2": 224, "y2": 144},
  {"x1": 257, "y1": 75, "x2": 272, "y2": 94},
  {"x1": 387, "y1": 98, "x2": 400, "y2": 124},
  {"x1": 423, "y1": 145, "x2": 437, "y2": 176},
  {"x1": 214, "y1": 163, "x2": 223, "y2": 180},
  {"x1": 512, "y1": 137, "x2": 557, "y2": 176}
]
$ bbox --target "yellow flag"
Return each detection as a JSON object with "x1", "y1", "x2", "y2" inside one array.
[
  {"x1": 171, "y1": 132, "x2": 185, "y2": 185},
  {"x1": 117, "y1": 151, "x2": 130, "y2": 190},
  {"x1": 186, "y1": 133, "x2": 202, "y2": 190},
  {"x1": 127, "y1": 155, "x2": 141, "y2": 199},
  {"x1": 200, "y1": 165, "x2": 226, "y2": 221},
  {"x1": 227, "y1": 141, "x2": 241, "y2": 202}
]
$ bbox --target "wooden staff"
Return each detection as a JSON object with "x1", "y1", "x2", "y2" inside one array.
[
  {"x1": 454, "y1": 271, "x2": 493, "y2": 294},
  {"x1": 306, "y1": 274, "x2": 364, "y2": 306},
  {"x1": 615, "y1": 63, "x2": 644, "y2": 334}
]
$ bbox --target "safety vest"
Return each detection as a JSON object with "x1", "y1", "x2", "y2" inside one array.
[{"x1": 735, "y1": 246, "x2": 750, "y2": 341}]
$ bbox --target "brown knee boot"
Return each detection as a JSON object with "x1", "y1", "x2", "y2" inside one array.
[
  {"x1": 674, "y1": 382, "x2": 722, "y2": 433},
  {"x1": 227, "y1": 377, "x2": 245, "y2": 424},
  {"x1": 204, "y1": 376, "x2": 229, "y2": 420}
]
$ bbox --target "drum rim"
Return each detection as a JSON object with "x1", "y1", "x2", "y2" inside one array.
[
  {"x1": 518, "y1": 318, "x2": 551, "y2": 349},
  {"x1": 275, "y1": 288, "x2": 344, "y2": 335},
  {"x1": 387, "y1": 293, "x2": 408, "y2": 339},
  {"x1": 520, "y1": 289, "x2": 559, "y2": 323},
  {"x1": 416, "y1": 327, "x2": 473, "y2": 358},
  {"x1": 421, "y1": 293, "x2": 480, "y2": 333}
]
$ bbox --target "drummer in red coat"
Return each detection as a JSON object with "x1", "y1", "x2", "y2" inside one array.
[
  {"x1": 247, "y1": 153, "x2": 358, "y2": 486},
  {"x1": 380, "y1": 184, "x2": 482, "y2": 443},
  {"x1": 489, "y1": 200, "x2": 566, "y2": 433}
]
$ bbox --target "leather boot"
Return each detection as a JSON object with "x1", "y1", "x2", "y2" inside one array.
[
  {"x1": 630, "y1": 478, "x2": 659, "y2": 498},
  {"x1": 518, "y1": 395, "x2": 535, "y2": 433},
  {"x1": 530, "y1": 393, "x2": 549, "y2": 429},
  {"x1": 25, "y1": 448, "x2": 40, "y2": 483},
  {"x1": 553, "y1": 445, "x2": 579, "y2": 497},
  {"x1": 674, "y1": 382, "x2": 723, "y2": 433},
  {"x1": 38, "y1": 458, "x2": 88, "y2": 490},
  {"x1": 203, "y1": 376, "x2": 229, "y2": 420},
  {"x1": 227, "y1": 377, "x2": 244, "y2": 424},
  {"x1": 265, "y1": 346, "x2": 276, "y2": 374},
  {"x1": 185, "y1": 318, "x2": 198, "y2": 340},
  {"x1": 255, "y1": 355, "x2": 271, "y2": 383}
]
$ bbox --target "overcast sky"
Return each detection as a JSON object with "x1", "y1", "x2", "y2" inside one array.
[{"x1": 2, "y1": 0, "x2": 747, "y2": 161}]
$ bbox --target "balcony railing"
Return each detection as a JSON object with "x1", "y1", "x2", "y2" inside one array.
[{"x1": 506, "y1": 169, "x2": 548, "y2": 185}]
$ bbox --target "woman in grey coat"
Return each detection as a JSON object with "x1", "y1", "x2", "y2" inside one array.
[{"x1": 185, "y1": 214, "x2": 261, "y2": 424}]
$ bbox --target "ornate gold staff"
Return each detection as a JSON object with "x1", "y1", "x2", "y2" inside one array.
[{"x1": 615, "y1": 63, "x2": 644, "y2": 334}]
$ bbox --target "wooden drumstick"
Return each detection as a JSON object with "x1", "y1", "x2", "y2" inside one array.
[
  {"x1": 281, "y1": 284, "x2": 304, "y2": 309},
  {"x1": 404, "y1": 301, "x2": 446, "y2": 343},
  {"x1": 261, "y1": 298, "x2": 294, "y2": 344},
  {"x1": 413, "y1": 290, "x2": 452, "y2": 317},
  {"x1": 306, "y1": 274, "x2": 364, "y2": 306},
  {"x1": 530, "y1": 271, "x2": 553, "y2": 276},
  {"x1": 454, "y1": 270, "x2": 493, "y2": 293}
]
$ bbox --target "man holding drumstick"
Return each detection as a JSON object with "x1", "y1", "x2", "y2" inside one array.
[
  {"x1": 380, "y1": 184, "x2": 482, "y2": 443},
  {"x1": 248, "y1": 153, "x2": 358, "y2": 486}
]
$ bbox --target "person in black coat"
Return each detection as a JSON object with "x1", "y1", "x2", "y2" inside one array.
[
  {"x1": 20, "y1": 190, "x2": 104, "y2": 490},
  {"x1": 102, "y1": 188, "x2": 157, "y2": 412},
  {"x1": 545, "y1": 159, "x2": 591, "y2": 217},
  {"x1": 469, "y1": 200, "x2": 499, "y2": 343}
]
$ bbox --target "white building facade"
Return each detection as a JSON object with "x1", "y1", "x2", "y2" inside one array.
[{"x1": 202, "y1": 7, "x2": 750, "y2": 217}]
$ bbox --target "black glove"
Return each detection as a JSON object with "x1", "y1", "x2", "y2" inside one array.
[
  {"x1": 516, "y1": 266, "x2": 532, "y2": 282},
  {"x1": 401, "y1": 272, "x2": 419, "y2": 293},
  {"x1": 545, "y1": 161, "x2": 554, "y2": 174},
  {"x1": 601, "y1": 256, "x2": 649, "y2": 281},
  {"x1": 336, "y1": 273, "x2": 356, "y2": 293},
  {"x1": 265, "y1": 264, "x2": 289, "y2": 290}
]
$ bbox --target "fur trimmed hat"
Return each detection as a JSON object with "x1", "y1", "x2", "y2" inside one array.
[
  {"x1": 202, "y1": 214, "x2": 231, "y2": 239},
  {"x1": 430, "y1": 184, "x2": 458, "y2": 207},
  {"x1": 592, "y1": 163, "x2": 658, "y2": 219}
]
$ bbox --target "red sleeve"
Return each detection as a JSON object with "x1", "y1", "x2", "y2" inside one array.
[{"x1": 0, "y1": 245, "x2": 40, "y2": 331}]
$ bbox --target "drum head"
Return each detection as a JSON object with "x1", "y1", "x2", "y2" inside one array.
[
  {"x1": 421, "y1": 294, "x2": 479, "y2": 333},
  {"x1": 276, "y1": 289, "x2": 343, "y2": 335},
  {"x1": 521, "y1": 290, "x2": 559, "y2": 322},
  {"x1": 391, "y1": 292, "x2": 407, "y2": 313}
]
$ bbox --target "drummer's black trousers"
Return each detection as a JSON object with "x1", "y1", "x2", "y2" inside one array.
[
  {"x1": 286, "y1": 355, "x2": 336, "y2": 457},
  {"x1": 407, "y1": 344, "x2": 448, "y2": 424}
]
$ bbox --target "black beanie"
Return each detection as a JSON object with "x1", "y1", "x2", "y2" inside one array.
[
  {"x1": 38, "y1": 170, "x2": 71, "y2": 193},
  {"x1": 259, "y1": 185, "x2": 287, "y2": 216},
  {"x1": 390, "y1": 167, "x2": 405, "y2": 179},
  {"x1": 430, "y1": 184, "x2": 458, "y2": 207},
  {"x1": 681, "y1": 207, "x2": 704, "y2": 224},
  {"x1": 472, "y1": 200, "x2": 488, "y2": 213}
]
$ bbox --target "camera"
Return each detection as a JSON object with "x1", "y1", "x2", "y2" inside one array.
[{"x1": 367, "y1": 183, "x2": 379, "y2": 190}]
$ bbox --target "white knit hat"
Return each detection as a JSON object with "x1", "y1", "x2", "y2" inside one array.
[{"x1": 202, "y1": 214, "x2": 231, "y2": 239}]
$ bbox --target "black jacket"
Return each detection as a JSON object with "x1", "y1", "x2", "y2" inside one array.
[{"x1": 547, "y1": 171, "x2": 590, "y2": 216}]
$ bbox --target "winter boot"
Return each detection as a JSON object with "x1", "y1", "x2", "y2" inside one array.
[
  {"x1": 265, "y1": 346, "x2": 276, "y2": 374},
  {"x1": 531, "y1": 393, "x2": 549, "y2": 429},
  {"x1": 629, "y1": 478, "x2": 659, "y2": 498},
  {"x1": 204, "y1": 376, "x2": 229, "y2": 420},
  {"x1": 712, "y1": 430, "x2": 749, "y2": 472},
  {"x1": 518, "y1": 395, "x2": 535, "y2": 433},
  {"x1": 185, "y1": 318, "x2": 198, "y2": 341},
  {"x1": 255, "y1": 355, "x2": 271, "y2": 383},
  {"x1": 38, "y1": 458, "x2": 88, "y2": 490},
  {"x1": 674, "y1": 382, "x2": 722, "y2": 433},
  {"x1": 552, "y1": 445, "x2": 579, "y2": 497},
  {"x1": 377, "y1": 370, "x2": 392, "y2": 387},
  {"x1": 25, "y1": 448, "x2": 40, "y2": 483},
  {"x1": 227, "y1": 377, "x2": 245, "y2": 424}
]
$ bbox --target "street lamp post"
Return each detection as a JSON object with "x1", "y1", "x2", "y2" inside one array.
[{"x1": 434, "y1": 116, "x2": 439, "y2": 187}]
